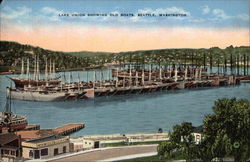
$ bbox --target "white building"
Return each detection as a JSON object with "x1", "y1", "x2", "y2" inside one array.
[{"x1": 22, "y1": 135, "x2": 70, "y2": 160}]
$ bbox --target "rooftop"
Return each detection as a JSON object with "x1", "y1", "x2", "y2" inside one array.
[
  {"x1": 26, "y1": 135, "x2": 66, "y2": 143},
  {"x1": 0, "y1": 133, "x2": 20, "y2": 145},
  {"x1": 193, "y1": 125, "x2": 203, "y2": 133},
  {"x1": 16, "y1": 129, "x2": 55, "y2": 140}
]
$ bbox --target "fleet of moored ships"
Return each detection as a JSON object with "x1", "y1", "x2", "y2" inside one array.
[{"x1": 5, "y1": 57, "x2": 249, "y2": 102}]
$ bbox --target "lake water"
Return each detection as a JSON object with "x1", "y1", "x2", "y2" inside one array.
[{"x1": 0, "y1": 70, "x2": 249, "y2": 136}]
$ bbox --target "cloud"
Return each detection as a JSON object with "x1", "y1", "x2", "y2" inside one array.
[
  {"x1": 0, "y1": 6, "x2": 31, "y2": 19},
  {"x1": 41, "y1": 7, "x2": 62, "y2": 15},
  {"x1": 201, "y1": 6, "x2": 210, "y2": 14},
  {"x1": 212, "y1": 9, "x2": 230, "y2": 19},
  {"x1": 236, "y1": 14, "x2": 249, "y2": 21},
  {"x1": 188, "y1": 17, "x2": 205, "y2": 23},
  {"x1": 41, "y1": 7, "x2": 63, "y2": 21},
  {"x1": 137, "y1": 7, "x2": 190, "y2": 16}
]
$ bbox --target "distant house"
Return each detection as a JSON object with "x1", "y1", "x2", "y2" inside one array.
[
  {"x1": 24, "y1": 50, "x2": 34, "y2": 55},
  {"x1": 0, "y1": 132, "x2": 22, "y2": 160},
  {"x1": 22, "y1": 135, "x2": 70, "y2": 160},
  {"x1": 70, "y1": 138, "x2": 95, "y2": 152},
  {"x1": 192, "y1": 125, "x2": 203, "y2": 144}
]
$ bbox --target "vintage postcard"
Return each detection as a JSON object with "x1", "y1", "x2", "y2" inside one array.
[{"x1": 0, "y1": 0, "x2": 249, "y2": 161}]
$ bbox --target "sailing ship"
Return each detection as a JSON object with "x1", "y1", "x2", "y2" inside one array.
[
  {"x1": 6, "y1": 59, "x2": 241, "y2": 101},
  {"x1": 9, "y1": 57, "x2": 61, "y2": 88},
  {"x1": 6, "y1": 87, "x2": 72, "y2": 101},
  {"x1": 0, "y1": 88, "x2": 28, "y2": 133}
]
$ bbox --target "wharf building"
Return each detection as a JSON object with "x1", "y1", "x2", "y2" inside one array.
[
  {"x1": 22, "y1": 135, "x2": 70, "y2": 160},
  {"x1": 0, "y1": 132, "x2": 22, "y2": 161}
]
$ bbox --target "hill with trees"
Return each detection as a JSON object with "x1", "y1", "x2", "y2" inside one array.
[
  {"x1": 0, "y1": 41, "x2": 249, "y2": 74},
  {"x1": 0, "y1": 41, "x2": 114, "y2": 72}
]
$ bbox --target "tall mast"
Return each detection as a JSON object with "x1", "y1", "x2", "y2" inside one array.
[
  {"x1": 142, "y1": 69, "x2": 145, "y2": 86},
  {"x1": 87, "y1": 71, "x2": 89, "y2": 82},
  {"x1": 159, "y1": 67, "x2": 162, "y2": 81},
  {"x1": 199, "y1": 67, "x2": 202, "y2": 80},
  {"x1": 207, "y1": 66, "x2": 210, "y2": 78},
  {"x1": 135, "y1": 71, "x2": 138, "y2": 87},
  {"x1": 53, "y1": 61, "x2": 55, "y2": 79},
  {"x1": 99, "y1": 71, "x2": 102, "y2": 87},
  {"x1": 49, "y1": 59, "x2": 52, "y2": 80},
  {"x1": 36, "y1": 58, "x2": 40, "y2": 81},
  {"x1": 9, "y1": 83, "x2": 12, "y2": 113},
  {"x1": 45, "y1": 58, "x2": 48, "y2": 82},
  {"x1": 26, "y1": 58, "x2": 30, "y2": 80},
  {"x1": 123, "y1": 74, "x2": 125, "y2": 87},
  {"x1": 78, "y1": 73, "x2": 80, "y2": 91},
  {"x1": 149, "y1": 66, "x2": 151, "y2": 82},
  {"x1": 21, "y1": 58, "x2": 24, "y2": 78},
  {"x1": 5, "y1": 84, "x2": 12, "y2": 113},
  {"x1": 195, "y1": 68, "x2": 198, "y2": 81},
  {"x1": 191, "y1": 68, "x2": 194, "y2": 79},
  {"x1": 68, "y1": 72, "x2": 71, "y2": 83},
  {"x1": 108, "y1": 69, "x2": 111, "y2": 81},
  {"x1": 129, "y1": 65, "x2": 132, "y2": 87},
  {"x1": 33, "y1": 56, "x2": 36, "y2": 80},
  {"x1": 115, "y1": 68, "x2": 118, "y2": 87},
  {"x1": 93, "y1": 71, "x2": 96, "y2": 88},
  {"x1": 174, "y1": 68, "x2": 178, "y2": 82},
  {"x1": 184, "y1": 68, "x2": 187, "y2": 81}
]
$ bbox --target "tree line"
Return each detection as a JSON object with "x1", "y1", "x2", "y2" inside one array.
[
  {"x1": 0, "y1": 41, "x2": 249, "y2": 75},
  {"x1": 158, "y1": 98, "x2": 250, "y2": 162}
]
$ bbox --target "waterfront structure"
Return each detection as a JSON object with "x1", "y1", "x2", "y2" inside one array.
[
  {"x1": 0, "y1": 133, "x2": 22, "y2": 160},
  {"x1": 70, "y1": 138, "x2": 95, "y2": 151},
  {"x1": 70, "y1": 132, "x2": 169, "y2": 152},
  {"x1": 16, "y1": 124, "x2": 84, "y2": 141},
  {"x1": 22, "y1": 135, "x2": 70, "y2": 160},
  {"x1": 192, "y1": 126, "x2": 203, "y2": 144}
]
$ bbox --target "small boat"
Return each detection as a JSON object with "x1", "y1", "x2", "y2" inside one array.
[{"x1": 0, "y1": 89, "x2": 28, "y2": 133}]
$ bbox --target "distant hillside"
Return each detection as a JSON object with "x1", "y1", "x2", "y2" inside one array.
[
  {"x1": 0, "y1": 41, "x2": 115, "y2": 72},
  {"x1": 0, "y1": 41, "x2": 249, "y2": 73},
  {"x1": 65, "y1": 51, "x2": 113, "y2": 57}
]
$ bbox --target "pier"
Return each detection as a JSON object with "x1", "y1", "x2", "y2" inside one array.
[
  {"x1": 24, "y1": 125, "x2": 40, "y2": 130},
  {"x1": 54, "y1": 123, "x2": 85, "y2": 136},
  {"x1": 15, "y1": 124, "x2": 84, "y2": 141}
]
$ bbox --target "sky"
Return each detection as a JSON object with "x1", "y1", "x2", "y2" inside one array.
[{"x1": 0, "y1": 0, "x2": 249, "y2": 52}]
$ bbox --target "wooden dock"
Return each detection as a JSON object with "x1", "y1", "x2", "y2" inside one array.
[
  {"x1": 24, "y1": 125, "x2": 40, "y2": 130},
  {"x1": 54, "y1": 123, "x2": 85, "y2": 136}
]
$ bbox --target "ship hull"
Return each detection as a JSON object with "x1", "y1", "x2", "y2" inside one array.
[
  {"x1": 0, "y1": 112, "x2": 28, "y2": 132},
  {"x1": 7, "y1": 88, "x2": 69, "y2": 101},
  {"x1": 9, "y1": 77, "x2": 61, "y2": 88},
  {"x1": 0, "y1": 122, "x2": 28, "y2": 132}
]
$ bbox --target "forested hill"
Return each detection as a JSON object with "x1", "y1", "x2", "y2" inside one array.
[
  {"x1": 0, "y1": 40, "x2": 249, "y2": 73},
  {"x1": 0, "y1": 41, "x2": 114, "y2": 72}
]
